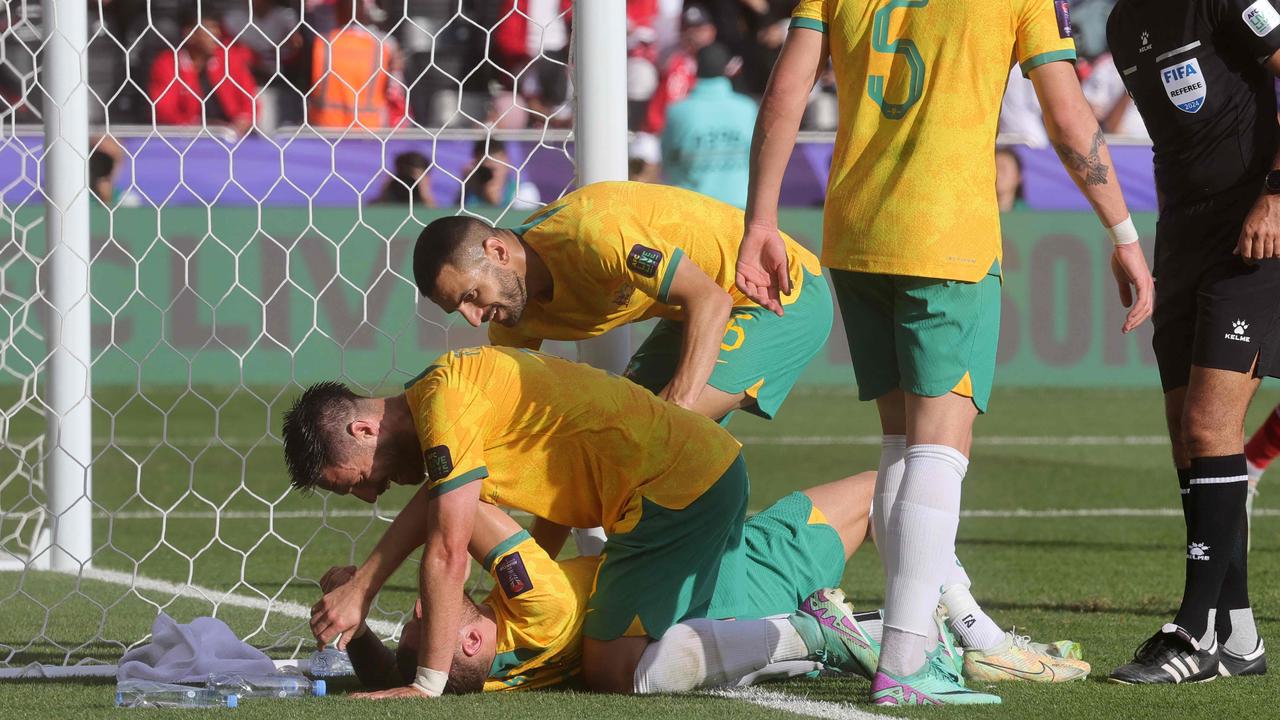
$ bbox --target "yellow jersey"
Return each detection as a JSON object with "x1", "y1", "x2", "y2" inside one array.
[
  {"x1": 402, "y1": 346, "x2": 741, "y2": 532},
  {"x1": 488, "y1": 181, "x2": 822, "y2": 349},
  {"x1": 480, "y1": 530, "x2": 598, "y2": 692},
  {"x1": 791, "y1": 0, "x2": 1076, "y2": 281}
]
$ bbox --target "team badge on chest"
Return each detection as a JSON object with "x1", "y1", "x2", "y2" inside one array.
[{"x1": 1161, "y1": 58, "x2": 1206, "y2": 113}]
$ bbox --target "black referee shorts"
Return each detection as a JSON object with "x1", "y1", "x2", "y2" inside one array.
[{"x1": 1152, "y1": 193, "x2": 1280, "y2": 392}]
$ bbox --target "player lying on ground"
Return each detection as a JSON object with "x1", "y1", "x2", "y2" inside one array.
[
  {"x1": 321, "y1": 475, "x2": 930, "y2": 694},
  {"x1": 285, "y1": 346, "x2": 871, "y2": 698},
  {"x1": 413, "y1": 181, "x2": 1086, "y2": 682}
]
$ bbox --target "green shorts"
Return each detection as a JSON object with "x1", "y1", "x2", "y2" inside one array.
[
  {"x1": 623, "y1": 270, "x2": 833, "y2": 419},
  {"x1": 583, "y1": 454, "x2": 749, "y2": 641},
  {"x1": 829, "y1": 264, "x2": 1001, "y2": 413},
  {"x1": 706, "y1": 491, "x2": 847, "y2": 620}
]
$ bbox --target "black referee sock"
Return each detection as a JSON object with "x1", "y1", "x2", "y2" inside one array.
[
  {"x1": 1172, "y1": 455, "x2": 1249, "y2": 641},
  {"x1": 1215, "y1": 509, "x2": 1254, "y2": 651}
]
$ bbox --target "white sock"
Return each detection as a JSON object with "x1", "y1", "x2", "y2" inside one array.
[
  {"x1": 941, "y1": 579, "x2": 1005, "y2": 652},
  {"x1": 1224, "y1": 608, "x2": 1260, "y2": 655},
  {"x1": 880, "y1": 444, "x2": 967, "y2": 677},
  {"x1": 632, "y1": 618, "x2": 811, "y2": 693},
  {"x1": 1200, "y1": 610, "x2": 1217, "y2": 649},
  {"x1": 873, "y1": 435, "x2": 907, "y2": 573},
  {"x1": 732, "y1": 660, "x2": 824, "y2": 687}
]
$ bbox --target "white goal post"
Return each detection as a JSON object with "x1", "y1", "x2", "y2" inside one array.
[{"x1": 0, "y1": 0, "x2": 626, "y2": 673}]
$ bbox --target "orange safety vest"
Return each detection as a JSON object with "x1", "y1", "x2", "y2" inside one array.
[{"x1": 308, "y1": 27, "x2": 391, "y2": 128}]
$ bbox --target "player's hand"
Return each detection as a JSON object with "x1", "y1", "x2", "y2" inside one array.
[
  {"x1": 351, "y1": 685, "x2": 435, "y2": 700},
  {"x1": 310, "y1": 578, "x2": 372, "y2": 650},
  {"x1": 319, "y1": 565, "x2": 358, "y2": 593},
  {"x1": 1236, "y1": 193, "x2": 1280, "y2": 262},
  {"x1": 317, "y1": 565, "x2": 371, "y2": 639},
  {"x1": 1110, "y1": 242, "x2": 1154, "y2": 334},
  {"x1": 736, "y1": 222, "x2": 792, "y2": 317}
]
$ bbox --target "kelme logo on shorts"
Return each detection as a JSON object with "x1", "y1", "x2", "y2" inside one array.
[
  {"x1": 626, "y1": 244, "x2": 664, "y2": 278},
  {"x1": 1161, "y1": 58, "x2": 1206, "y2": 113},
  {"x1": 496, "y1": 552, "x2": 533, "y2": 598},
  {"x1": 424, "y1": 445, "x2": 453, "y2": 481}
]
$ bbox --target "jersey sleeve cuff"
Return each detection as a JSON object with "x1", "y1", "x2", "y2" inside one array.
[
  {"x1": 1019, "y1": 49, "x2": 1078, "y2": 77},
  {"x1": 788, "y1": 17, "x2": 826, "y2": 33},
  {"x1": 656, "y1": 247, "x2": 686, "y2": 303},
  {"x1": 428, "y1": 466, "x2": 488, "y2": 497},
  {"x1": 482, "y1": 529, "x2": 532, "y2": 571}
]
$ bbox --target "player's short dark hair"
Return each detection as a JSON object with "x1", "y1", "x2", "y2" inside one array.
[
  {"x1": 281, "y1": 381, "x2": 361, "y2": 492},
  {"x1": 394, "y1": 593, "x2": 486, "y2": 693},
  {"x1": 412, "y1": 216, "x2": 495, "y2": 299}
]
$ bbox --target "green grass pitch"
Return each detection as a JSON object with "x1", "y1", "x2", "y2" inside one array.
[{"x1": 2, "y1": 384, "x2": 1279, "y2": 718}]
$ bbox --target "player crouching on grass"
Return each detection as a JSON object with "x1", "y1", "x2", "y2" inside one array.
[
  {"x1": 414, "y1": 182, "x2": 1089, "y2": 684},
  {"x1": 284, "y1": 346, "x2": 883, "y2": 698},
  {"x1": 319, "y1": 475, "x2": 897, "y2": 694}
]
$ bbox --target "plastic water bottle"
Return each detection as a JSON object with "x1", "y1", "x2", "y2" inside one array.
[
  {"x1": 307, "y1": 647, "x2": 354, "y2": 677},
  {"x1": 115, "y1": 679, "x2": 238, "y2": 708},
  {"x1": 206, "y1": 672, "x2": 326, "y2": 699}
]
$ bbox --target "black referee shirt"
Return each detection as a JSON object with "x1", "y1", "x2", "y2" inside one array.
[{"x1": 1108, "y1": 0, "x2": 1280, "y2": 209}]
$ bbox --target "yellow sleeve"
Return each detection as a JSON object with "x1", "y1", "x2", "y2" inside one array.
[
  {"x1": 593, "y1": 234, "x2": 687, "y2": 305},
  {"x1": 1016, "y1": 0, "x2": 1077, "y2": 77},
  {"x1": 487, "y1": 322, "x2": 543, "y2": 350},
  {"x1": 482, "y1": 532, "x2": 577, "y2": 688},
  {"x1": 790, "y1": 0, "x2": 827, "y2": 32},
  {"x1": 410, "y1": 370, "x2": 493, "y2": 496}
]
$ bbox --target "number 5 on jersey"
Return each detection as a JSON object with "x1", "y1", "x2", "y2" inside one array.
[{"x1": 868, "y1": 0, "x2": 929, "y2": 120}]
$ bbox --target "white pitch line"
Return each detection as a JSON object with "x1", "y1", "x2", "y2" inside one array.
[
  {"x1": 71, "y1": 566, "x2": 402, "y2": 638},
  {"x1": 89, "y1": 507, "x2": 1280, "y2": 521},
  {"x1": 0, "y1": 567, "x2": 404, "y2": 679},
  {"x1": 85, "y1": 434, "x2": 1172, "y2": 448},
  {"x1": 713, "y1": 686, "x2": 884, "y2": 720}
]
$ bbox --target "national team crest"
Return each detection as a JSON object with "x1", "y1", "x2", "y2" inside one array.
[{"x1": 1161, "y1": 58, "x2": 1206, "y2": 113}]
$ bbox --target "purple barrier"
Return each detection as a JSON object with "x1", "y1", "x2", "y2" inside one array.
[
  {"x1": 1015, "y1": 144, "x2": 1158, "y2": 212},
  {"x1": 0, "y1": 134, "x2": 1159, "y2": 211}
]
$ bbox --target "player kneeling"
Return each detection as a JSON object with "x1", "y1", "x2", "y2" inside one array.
[{"x1": 324, "y1": 475, "x2": 891, "y2": 694}]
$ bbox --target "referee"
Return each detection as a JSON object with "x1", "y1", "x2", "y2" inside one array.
[{"x1": 1107, "y1": 0, "x2": 1280, "y2": 684}]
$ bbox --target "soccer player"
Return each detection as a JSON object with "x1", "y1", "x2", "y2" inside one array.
[
  {"x1": 1245, "y1": 403, "x2": 1280, "y2": 522},
  {"x1": 737, "y1": 0, "x2": 1154, "y2": 705},
  {"x1": 413, "y1": 180, "x2": 831, "y2": 423},
  {"x1": 324, "y1": 474, "x2": 898, "y2": 694},
  {"x1": 285, "y1": 347, "x2": 873, "y2": 698},
  {"x1": 1101, "y1": 0, "x2": 1280, "y2": 684},
  {"x1": 416, "y1": 175, "x2": 1086, "y2": 687}
]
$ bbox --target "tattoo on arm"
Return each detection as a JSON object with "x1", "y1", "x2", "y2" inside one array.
[{"x1": 1053, "y1": 128, "x2": 1110, "y2": 186}]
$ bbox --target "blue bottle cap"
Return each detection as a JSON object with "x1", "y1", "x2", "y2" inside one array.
[
  {"x1": 226, "y1": 693, "x2": 238, "y2": 708},
  {"x1": 312, "y1": 679, "x2": 326, "y2": 697}
]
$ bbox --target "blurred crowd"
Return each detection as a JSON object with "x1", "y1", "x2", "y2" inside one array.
[
  {"x1": 0, "y1": 0, "x2": 1187, "y2": 212},
  {"x1": 0, "y1": 0, "x2": 802, "y2": 134}
]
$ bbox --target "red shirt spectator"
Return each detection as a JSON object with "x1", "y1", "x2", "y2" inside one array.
[
  {"x1": 644, "y1": 4, "x2": 715, "y2": 134},
  {"x1": 149, "y1": 18, "x2": 258, "y2": 133},
  {"x1": 493, "y1": 0, "x2": 573, "y2": 73}
]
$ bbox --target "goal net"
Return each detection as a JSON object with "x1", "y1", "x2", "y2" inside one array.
[{"x1": 0, "y1": 0, "x2": 604, "y2": 671}]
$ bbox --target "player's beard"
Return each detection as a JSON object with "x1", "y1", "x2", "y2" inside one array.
[{"x1": 493, "y1": 266, "x2": 527, "y2": 326}]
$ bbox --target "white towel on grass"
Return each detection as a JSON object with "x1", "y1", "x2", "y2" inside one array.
[{"x1": 117, "y1": 612, "x2": 275, "y2": 682}]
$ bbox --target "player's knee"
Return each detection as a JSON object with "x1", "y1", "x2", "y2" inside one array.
[{"x1": 1181, "y1": 404, "x2": 1234, "y2": 456}]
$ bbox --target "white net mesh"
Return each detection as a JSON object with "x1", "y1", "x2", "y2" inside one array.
[{"x1": 0, "y1": 0, "x2": 579, "y2": 669}]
